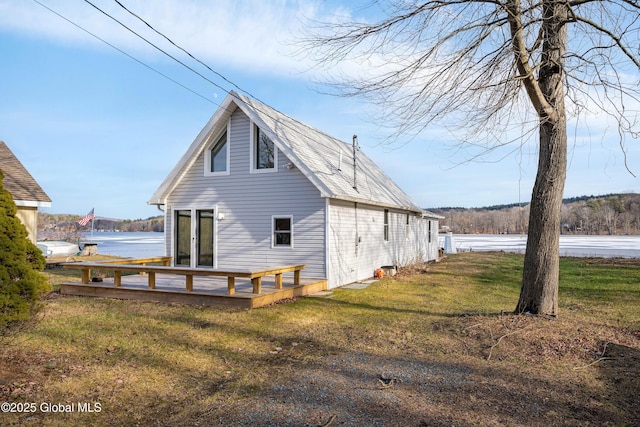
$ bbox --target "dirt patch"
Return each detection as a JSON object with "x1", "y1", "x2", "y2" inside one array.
[{"x1": 205, "y1": 345, "x2": 636, "y2": 426}]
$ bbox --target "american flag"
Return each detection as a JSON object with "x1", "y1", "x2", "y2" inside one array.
[{"x1": 78, "y1": 208, "x2": 95, "y2": 226}]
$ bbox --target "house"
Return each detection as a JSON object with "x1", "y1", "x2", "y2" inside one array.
[
  {"x1": 148, "y1": 92, "x2": 442, "y2": 288},
  {"x1": 0, "y1": 141, "x2": 52, "y2": 243}
]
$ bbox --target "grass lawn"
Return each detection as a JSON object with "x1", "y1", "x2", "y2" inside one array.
[{"x1": 1, "y1": 252, "x2": 638, "y2": 426}]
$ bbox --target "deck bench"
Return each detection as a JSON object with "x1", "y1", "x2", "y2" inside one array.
[{"x1": 62, "y1": 260, "x2": 305, "y2": 295}]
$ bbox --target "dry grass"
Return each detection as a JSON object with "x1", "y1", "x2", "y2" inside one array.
[{"x1": 1, "y1": 252, "x2": 638, "y2": 426}]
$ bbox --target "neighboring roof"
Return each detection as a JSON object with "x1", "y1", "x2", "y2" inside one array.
[
  {"x1": 0, "y1": 141, "x2": 52, "y2": 207},
  {"x1": 421, "y1": 209, "x2": 445, "y2": 220},
  {"x1": 149, "y1": 92, "x2": 425, "y2": 212}
]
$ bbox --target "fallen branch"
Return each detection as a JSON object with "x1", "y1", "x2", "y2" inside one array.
[
  {"x1": 463, "y1": 322, "x2": 484, "y2": 330},
  {"x1": 487, "y1": 325, "x2": 531, "y2": 361},
  {"x1": 322, "y1": 415, "x2": 336, "y2": 427},
  {"x1": 573, "y1": 342, "x2": 612, "y2": 370}
]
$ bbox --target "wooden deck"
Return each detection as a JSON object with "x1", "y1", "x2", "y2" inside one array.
[{"x1": 60, "y1": 258, "x2": 327, "y2": 309}]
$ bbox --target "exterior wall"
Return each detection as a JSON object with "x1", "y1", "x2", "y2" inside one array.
[
  {"x1": 16, "y1": 206, "x2": 38, "y2": 244},
  {"x1": 164, "y1": 108, "x2": 327, "y2": 279},
  {"x1": 328, "y1": 199, "x2": 439, "y2": 288}
]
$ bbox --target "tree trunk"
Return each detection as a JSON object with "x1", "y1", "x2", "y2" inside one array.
[
  {"x1": 517, "y1": 116, "x2": 566, "y2": 315},
  {"x1": 516, "y1": 0, "x2": 568, "y2": 316}
]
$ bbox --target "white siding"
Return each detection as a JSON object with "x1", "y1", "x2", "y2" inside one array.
[
  {"x1": 165, "y1": 108, "x2": 326, "y2": 279},
  {"x1": 328, "y1": 199, "x2": 439, "y2": 288},
  {"x1": 160, "y1": 105, "x2": 440, "y2": 287}
]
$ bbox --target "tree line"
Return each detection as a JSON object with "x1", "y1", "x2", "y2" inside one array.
[
  {"x1": 433, "y1": 193, "x2": 640, "y2": 235},
  {"x1": 38, "y1": 213, "x2": 164, "y2": 241}
]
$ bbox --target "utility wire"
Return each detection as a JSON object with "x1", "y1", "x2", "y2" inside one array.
[
  {"x1": 37, "y1": 0, "x2": 377, "y2": 199},
  {"x1": 103, "y1": 0, "x2": 351, "y2": 154},
  {"x1": 112, "y1": 0, "x2": 257, "y2": 101},
  {"x1": 30, "y1": 0, "x2": 216, "y2": 105},
  {"x1": 83, "y1": 0, "x2": 230, "y2": 96},
  {"x1": 37, "y1": 0, "x2": 366, "y2": 162}
]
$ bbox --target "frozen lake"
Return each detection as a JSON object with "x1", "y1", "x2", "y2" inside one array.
[
  {"x1": 67, "y1": 232, "x2": 640, "y2": 259},
  {"x1": 82, "y1": 232, "x2": 164, "y2": 258},
  {"x1": 443, "y1": 234, "x2": 640, "y2": 258}
]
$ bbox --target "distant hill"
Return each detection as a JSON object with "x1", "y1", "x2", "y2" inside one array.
[
  {"x1": 429, "y1": 193, "x2": 640, "y2": 235},
  {"x1": 429, "y1": 193, "x2": 633, "y2": 211}
]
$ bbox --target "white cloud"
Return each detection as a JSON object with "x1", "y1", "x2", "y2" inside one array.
[{"x1": 0, "y1": 0, "x2": 340, "y2": 77}]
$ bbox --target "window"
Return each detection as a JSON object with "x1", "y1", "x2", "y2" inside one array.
[
  {"x1": 210, "y1": 131, "x2": 228, "y2": 173},
  {"x1": 428, "y1": 220, "x2": 432, "y2": 243},
  {"x1": 205, "y1": 125, "x2": 229, "y2": 176},
  {"x1": 384, "y1": 209, "x2": 389, "y2": 241},
  {"x1": 273, "y1": 216, "x2": 292, "y2": 247},
  {"x1": 253, "y1": 125, "x2": 276, "y2": 171}
]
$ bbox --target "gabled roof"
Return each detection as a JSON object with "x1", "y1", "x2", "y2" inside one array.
[
  {"x1": 0, "y1": 141, "x2": 52, "y2": 207},
  {"x1": 149, "y1": 92, "x2": 424, "y2": 213}
]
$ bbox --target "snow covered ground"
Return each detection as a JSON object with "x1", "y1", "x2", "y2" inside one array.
[{"x1": 443, "y1": 234, "x2": 640, "y2": 258}]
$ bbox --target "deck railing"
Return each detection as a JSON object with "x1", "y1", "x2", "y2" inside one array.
[{"x1": 62, "y1": 257, "x2": 305, "y2": 295}]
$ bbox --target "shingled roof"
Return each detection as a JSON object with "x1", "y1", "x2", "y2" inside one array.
[
  {"x1": 149, "y1": 92, "x2": 427, "y2": 213},
  {"x1": 0, "y1": 141, "x2": 52, "y2": 207}
]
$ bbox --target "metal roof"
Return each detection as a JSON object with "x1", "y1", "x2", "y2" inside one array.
[{"x1": 149, "y1": 92, "x2": 427, "y2": 213}]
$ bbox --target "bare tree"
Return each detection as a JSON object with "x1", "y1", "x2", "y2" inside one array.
[{"x1": 301, "y1": 0, "x2": 639, "y2": 315}]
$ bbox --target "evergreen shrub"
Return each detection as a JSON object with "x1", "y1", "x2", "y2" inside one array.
[{"x1": 0, "y1": 171, "x2": 50, "y2": 329}]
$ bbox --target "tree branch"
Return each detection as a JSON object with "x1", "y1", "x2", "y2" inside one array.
[
  {"x1": 572, "y1": 15, "x2": 640, "y2": 69},
  {"x1": 506, "y1": 0, "x2": 556, "y2": 120}
]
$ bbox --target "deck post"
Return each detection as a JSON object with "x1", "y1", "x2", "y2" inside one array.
[
  {"x1": 148, "y1": 271, "x2": 156, "y2": 289},
  {"x1": 81, "y1": 269, "x2": 90, "y2": 285},
  {"x1": 186, "y1": 275, "x2": 193, "y2": 292},
  {"x1": 228, "y1": 277, "x2": 235, "y2": 295},
  {"x1": 294, "y1": 269, "x2": 301, "y2": 285},
  {"x1": 252, "y1": 277, "x2": 262, "y2": 294},
  {"x1": 275, "y1": 273, "x2": 283, "y2": 289},
  {"x1": 114, "y1": 271, "x2": 122, "y2": 287}
]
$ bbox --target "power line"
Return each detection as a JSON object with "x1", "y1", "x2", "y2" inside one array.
[
  {"x1": 83, "y1": 0, "x2": 230, "y2": 96},
  {"x1": 35, "y1": 0, "x2": 361, "y2": 160},
  {"x1": 101, "y1": 0, "x2": 351, "y2": 154},
  {"x1": 112, "y1": 0, "x2": 257, "y2": 101},
  {"x1": 33, "y1": 0, "x2": 380, "y2": 201},
  {"x1": 30, "y1": 0, "x2": 216, "y2": 106}
]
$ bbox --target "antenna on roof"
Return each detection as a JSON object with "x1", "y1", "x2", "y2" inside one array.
[{"x1": 352, "y1": 135, "x2": 359, "y2": 191}]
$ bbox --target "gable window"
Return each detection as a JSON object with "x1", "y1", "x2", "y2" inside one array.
[
  {"x1": 252, "y1": 125, "x2": 277, "y2": 171},
  {"x1": 384, "y1": 209, "x2": 389, "y2": 241},
  {"x1": 205, "y1": 124, "x2": 230, "y2": 176},
  {"x1": 272, "y1": 216, "x2": 292, "y2": 247},
  {"x1": 210, "y1": 131, "x2": 228, "y2": 173}
]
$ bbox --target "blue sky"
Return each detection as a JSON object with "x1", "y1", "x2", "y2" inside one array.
[{"x1": 1, "y1": 0, "x2": 638, "y2": 220}]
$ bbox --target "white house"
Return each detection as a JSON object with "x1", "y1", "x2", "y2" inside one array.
[{"x1": 148, "y1": 92, "x2": 442, "y2": 288}]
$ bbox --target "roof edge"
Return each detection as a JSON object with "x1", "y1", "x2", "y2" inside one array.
[
  {"x1": 327, "y1": 195, "x2": 423, "y2": 213},
  {"x1": 148, "y1": 95, "x2": 238, "y2": 204},
  {"x1": 15, "y1": 200, "x2": 52, "y2": 208}
]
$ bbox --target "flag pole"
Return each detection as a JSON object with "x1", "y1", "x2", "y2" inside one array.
[{"x1": 90, "y1": 212, "x2": 94, "y2": 241}]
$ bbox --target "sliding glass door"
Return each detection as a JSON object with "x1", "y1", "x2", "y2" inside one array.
[{"x1": 174, "y1": 208, "x2": 215, "y2": 268}]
